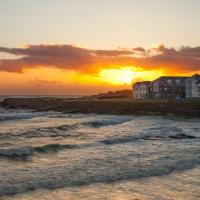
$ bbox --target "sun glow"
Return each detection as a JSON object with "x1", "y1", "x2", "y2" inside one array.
[
  {"x1": 99, "y1": 67, "x2": 164, "y2": 85},
  {"x1": 99, "y1": 68, "x2": 135, "y2": 85},
  {"x1": 0, "y1": 66, "x2": 167, "y2": 95}
]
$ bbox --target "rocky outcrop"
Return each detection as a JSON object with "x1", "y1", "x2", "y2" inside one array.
[
  {"x1": 169, "y1": 133, "x2": 196, "y2": 139},
  {"x1": 1, "y1": 98, "x2": 200, "y2": 117}
]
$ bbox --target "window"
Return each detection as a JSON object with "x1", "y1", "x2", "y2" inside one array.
[
  {"x1": 197, "y1": 86, "x2": 200, "y2": 93},
  {"x1": 175, "y1": 79, "x2": 181, "y2": 84},
  {"x1": 164, "y1": 87, "x2": 168, "y2": 91},
  {"x1": 167, "y1": 79, "x2": 173, "y2": 84}
]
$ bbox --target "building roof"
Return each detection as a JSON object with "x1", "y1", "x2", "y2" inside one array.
[
  {"x1": 192, "y1": 74, "x2": 200, "y2": 81},
  {"x1": 196, "y1": 79, "x2": 200, "y2": 85},
  {"x1": 153, "y1": 76, "x2": 188, "y2": 81},
  {"x1": 152, "y1": 76, "x2": 188, "y2": 85},
  {"x1": 186, "y1": 74, "x2": 200, "y2": 82},
  {"x1": 191, "y1": 74, "x2": 200, "y2": 78},
  {"x1": 132, "y1": 81, "x2": 151, "y2": 88}
]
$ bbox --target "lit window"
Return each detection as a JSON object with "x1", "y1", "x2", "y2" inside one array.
[
  {"x1": 167, "y1": 79, "x2": 173, "y2": 84},
  {"x1": 175, "y1": 79, "x2": 181, "y2": 84}
]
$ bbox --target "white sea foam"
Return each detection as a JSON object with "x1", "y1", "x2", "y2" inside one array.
[
  {"x1": 0, "y1": 110, "x2": 199, "y2": 199},
  {"x1": 0, "y1": 108, "x2": 46, "y2": 121}
]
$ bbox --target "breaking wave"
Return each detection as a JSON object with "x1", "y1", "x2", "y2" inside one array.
[
  {"x1": 100, "y1": 133, "x2": 197, "y2": 145},
  {"x1": 0, "y1": 146, "x2": 34, "y2": 158},
  {"x1": 0, "y1": 143, "x2": 79, "y2": 159},
  {"x1": 0, "y1": 124, "x2": 81, "y2": 140},
  {"x1": 0, "y1": 151, "x2": 199, "y2": 196},
  {"x1": 82, "y1": 117, "x2": 133, "y2": 128},
  {"x1": 0, "y1": 111, "x2": 199, "y2": 198},
  {"x1": 0, "y1": 117, "x2": 133, "y2": 140},
  {"x1": 34, "y1": 143, "x2": 79, "y2": 153},
  {"x1": 0, "y1": 110, "x2": 45, "y2": 121}
]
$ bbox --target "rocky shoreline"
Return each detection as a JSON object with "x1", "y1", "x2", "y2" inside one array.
[{"x1": 1, "y1": 97, "x2": 200, "y2": 117}]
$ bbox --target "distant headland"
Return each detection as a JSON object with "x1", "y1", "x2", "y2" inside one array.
[{"x1": 1, "y1": 97, "x2": 200, "y2": 118}]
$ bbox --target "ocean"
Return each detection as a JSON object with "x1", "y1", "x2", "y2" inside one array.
[{"x1": 0, "y1": 106, "x2": 199, "y2": 199}]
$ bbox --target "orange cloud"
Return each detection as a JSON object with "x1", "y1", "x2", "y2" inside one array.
[
  {"x1": 0, "y1": 44, "x2": 200, "y2": 75},
  {"x1": 0, "y1": 68, "x2": 131, "y2": 95}
]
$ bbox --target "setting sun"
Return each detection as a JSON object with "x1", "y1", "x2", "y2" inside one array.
[
  {"x1": 99, "y1": 68, "x2": 135, "y2": 85},
  {"x1": 99, "y1": 67, "x2": 164, "y2": 85}
]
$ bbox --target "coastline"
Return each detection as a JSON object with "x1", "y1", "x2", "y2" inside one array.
[{"x1": 1, "y1": 97, "x2": 200, "y2": 117}]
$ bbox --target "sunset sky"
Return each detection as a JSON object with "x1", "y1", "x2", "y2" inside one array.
[{"x1": 0, "y1": 0, "x2": 200, "y2": 95}]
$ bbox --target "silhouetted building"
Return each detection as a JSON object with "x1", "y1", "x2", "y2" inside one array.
[
  {"x1": 132, "y1": 81, "x2": 151, "y2": 99},
  {"x1": 152, "y1": 76, "x2": 188, "y2": 98},
  {"x1": 185, "y1": 74, "x2": 200, "y2": 98}
]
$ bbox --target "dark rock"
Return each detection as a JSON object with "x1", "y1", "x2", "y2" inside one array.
[
  {"x1": 143, "y1": 135, "x2": 165, "y2": 140},
  {"x1": 169, "y1": 133, "x2": 196, "y2": 139},
  {"x1": 1, "y1": 98, "x2": 200, "y2": 117}
]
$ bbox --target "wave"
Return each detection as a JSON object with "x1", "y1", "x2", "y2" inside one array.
[
  {"x1": 82, "y1": 117, "x2": 133, "y2": 128},
  {"x1": 100, "y1": 133, "x2": 197, "y2": 145},
  {"x1": 100, "y1": 134, "x2": 167, "y2": 145},
  {"x1": 22, "y1": 124, "x2": 82, "y2": 138},
  {"x1": 0, "y1": 143, "x2": 79, "y2": 159},
  {"x1": 0, "y1": 117, "x2": 133, "y2": 140},
  {"x1": 0, "y1": 146, "x2": 34, "y2": 158},
  {"x1": 0, "y1": 150, "x2": 199, "y2": 196},
  {"x1": 34, "y1": 143, "x2": 78, "y2": 153},
  {"x1": 25, "y1": 117, "x2": 133, "y2": 136},
  {"x1": 0, "y1": 111, "x2": 45, "y2": 122},
  {"x1": 0, "y1": 124, "x2": 81, "y2": 140}
]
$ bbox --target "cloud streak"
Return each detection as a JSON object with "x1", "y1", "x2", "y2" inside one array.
[{"x1": 0, "y1": 44, "x2": 200, "y2": 74}]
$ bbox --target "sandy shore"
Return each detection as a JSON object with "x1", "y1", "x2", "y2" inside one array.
[{"x1": 1, "y1": 97, "x2": 200, "y2": 117}]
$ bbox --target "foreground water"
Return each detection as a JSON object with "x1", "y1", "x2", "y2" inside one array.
[{"x1": 0, "y1": 107, "x2": 199, "y2": 200}]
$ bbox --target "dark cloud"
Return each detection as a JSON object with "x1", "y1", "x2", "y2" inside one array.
[
  {"x1": 28, "y1": 78, "x2": 62, "y2": 86},
  {"x1": 93, "y1": 49, "x2": 134, "y2": 57},
  {"x1": 0, "y1": 45, "x2": 94, "y2": 72},
  {"x1": 0, "y1": 44, "x2": 200, "y2": 74},
  {"x1": 132, "y1": 47, "x2": 146, "y2": 53}
]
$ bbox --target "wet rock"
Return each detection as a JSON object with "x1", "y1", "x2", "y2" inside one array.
[
  {"x1": 169, "y1": 133, "x2": 196, "y2": 139},
  {"x1": 143, "y1": 135, "x2": 165, "y2": 140}
]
